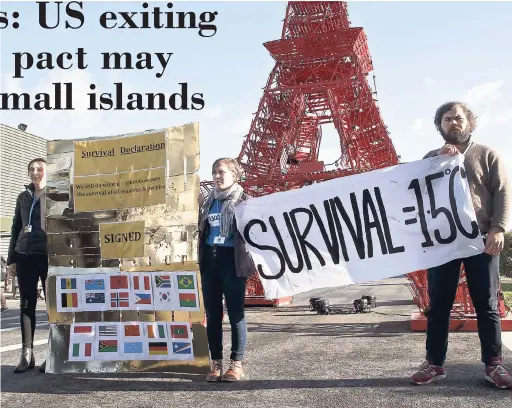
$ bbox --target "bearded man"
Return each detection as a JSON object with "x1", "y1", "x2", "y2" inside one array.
[{"x1": 411, "y1": 102, "x2": 512, "y2": 389}]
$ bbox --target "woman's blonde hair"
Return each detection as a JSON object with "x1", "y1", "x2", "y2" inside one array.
[{"x1": 211, "y1": 158, "x2": 243, "y2": 182}]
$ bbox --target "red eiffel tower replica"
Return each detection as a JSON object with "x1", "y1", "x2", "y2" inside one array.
[
  {"x1": 238, "y1": 2, "x2": 398, "y2": 195},
  {"x1": 236, "y1": 1, "x2": 398, "y2": 306},
  {"x1": 200, "y1": 1, "x2": 511, "y2": 329}
]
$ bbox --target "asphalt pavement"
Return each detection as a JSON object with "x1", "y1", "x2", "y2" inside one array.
[{"x1": 1, "y1": 277, "x2": 511, "y2": 407}]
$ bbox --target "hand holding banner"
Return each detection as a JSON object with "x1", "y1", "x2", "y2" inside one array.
[{"x1": 235, "y1": 154, "x2": 485, "y2": 299}]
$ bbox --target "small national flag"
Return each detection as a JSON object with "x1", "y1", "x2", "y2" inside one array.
[
  {"x1": 159, "y1": 291, "x2": 172, "y2": 303},
  {"x1": 172, "y1": 342, "x2": 192, "y2": 355},
  {"x1": 110, "y1": 275, "x2": 129, "y2": 289},
  {"x1": 61, "y1": 277, "x2": 77, "y2": 290},
  {"x1": 85, "y1": 279, "x2": 105, "y2": 290},
  {"x1": 133, "y1": 275, "x2": 150, "y2": 291},
  {"x1": 170, "y1": 324, "x2": 189, "y2": 339},
  {"x1": 155, "y1": 275, "x2": 172, "y2": 288},
  {"x1": 86, "y1": 293, "x2": 105, "y2": 304},
  {"x1": 72, "y1": 342, "x2": 92, "y2": 357},
  {"x1": 177, "y1": 275, "x2": 195, "y2": 290},
  {"x1": 124, "y1": 342, "x2": 143, "y2": 354},
  {"x1": 149, "y1": 342, "x2": 168, "y2": 355},
  {"x1": 124, "y1": 324, "x2": 140, "y2": 337},
  {"x1": 110, "y1": 292, "x2": 130, "y2": 308},
  {"x1": 179, "y1": 293, "x2": 197, "y2": 308},
  {"x1": 61, "y1": 292, "x2": 78, "y2": 308},
  {"x1": 98, "y1": 340, "x2": 117, "y2": 353},
  {"x1": 147, "y1": 324, "x2": 166, "y2": 339},
  {"x1": 135, "y1": 293, "x2": 151, "y2": 305},
  {"x1": 99, "y1": 325, "x2": 117, "y2": 337},
  {"x1": 73, "y1": 325, "x2": 93, "y2": 334}
]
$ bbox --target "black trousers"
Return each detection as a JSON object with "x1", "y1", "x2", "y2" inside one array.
[
  {"x1": 200, "y1": 245, "x2": 247, "y2": 361},
  {"x1": 16, "y1": 254, "x2": 48, "y2": 349},
  {"x1": 426, "y1": 252, "x2": 502, "y2": 366}
]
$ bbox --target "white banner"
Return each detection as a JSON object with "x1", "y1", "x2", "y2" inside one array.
[{"x1": 235, "y1": 154, "x2": 485, "y2": 299}]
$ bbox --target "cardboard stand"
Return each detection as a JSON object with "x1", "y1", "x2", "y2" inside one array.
[{"x1": 44, "y1": 123, "x2": 210, "y2": 373}]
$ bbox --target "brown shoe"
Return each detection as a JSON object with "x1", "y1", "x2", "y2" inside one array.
[
  {"x1": 206, "y1": 359, "x2": 223, "y2": 382},
  {"x1": 411, "y1": 361, "x2": 446, "y2": 385},
  {"x1": 221, "y1": 360, "x2": 244, "y2": 382},
  {"x1": 485, "y1": 364, "x2": 512, "y2": 389}
]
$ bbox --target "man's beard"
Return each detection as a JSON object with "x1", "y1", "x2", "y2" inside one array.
[{"x1": 440, "y1": 127, "x2": 471, "y2": 145}]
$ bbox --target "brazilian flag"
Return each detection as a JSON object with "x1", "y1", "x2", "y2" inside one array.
[{"x1": 177, "y1": 275, "x2": 195, "y2": 290}]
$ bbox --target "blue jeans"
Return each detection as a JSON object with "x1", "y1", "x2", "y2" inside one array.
[
  {"x1": 200, "y1": 245, "x2": 247, "y2": 361},
  {"x1": 426, "y1": 252, "x2": 502, "y2": 366}
]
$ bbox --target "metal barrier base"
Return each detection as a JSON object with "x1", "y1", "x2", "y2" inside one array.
[
  {"x1": 410, "y1": 311, "x2": 512, "y2": 332},
  {"x1": 244, "y1": 296, "x2": 293, "y2": 307}
]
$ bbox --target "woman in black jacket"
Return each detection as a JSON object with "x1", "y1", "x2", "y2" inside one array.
[
  {"x1": 198, "y1": 158, "x2": 255, "y2": 382},
  {"x1": 7, "y1": 158, "x2": 48, "y2": 373}
]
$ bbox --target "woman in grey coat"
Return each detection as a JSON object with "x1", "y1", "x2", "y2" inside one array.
[{"x1": 197, "y1": 158, "x2": 255, "y2": 382}]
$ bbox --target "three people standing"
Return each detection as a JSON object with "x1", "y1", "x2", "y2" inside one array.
[{"x1": 4, "y1": 120, "x2": 510, "y2": 389}]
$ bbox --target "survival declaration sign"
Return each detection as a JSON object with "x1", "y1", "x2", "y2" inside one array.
[{"x1": 235, "y1": 154, "x2": 485, "y2": 299}]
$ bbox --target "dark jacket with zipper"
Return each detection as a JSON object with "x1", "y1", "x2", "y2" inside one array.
[
  {"x1": 7, "y1": 184, "x2": 47, "y2": 265},
  {"x1": 198, "y1": 192, "x2": 255, "y2": 278}
]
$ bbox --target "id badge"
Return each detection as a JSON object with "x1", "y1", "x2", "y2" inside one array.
[
  {"x1": 24, "y1": 225, "x2": 32, "y2": 233},
  {"x1": 213, "y1": 236, "x2": 226, "y2": 245}
]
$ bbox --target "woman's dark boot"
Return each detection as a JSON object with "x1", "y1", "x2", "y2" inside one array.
[
  {"x1": 14, "y1": 347, "x2": 34, "y2": 373},
  {"x1": 39, "y1": 360, "x2": 46, "y2": 373}
]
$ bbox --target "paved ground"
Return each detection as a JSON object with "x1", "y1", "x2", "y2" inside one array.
[{"x1": 1, "y1": 277, "x2": 511, "y2": 407}]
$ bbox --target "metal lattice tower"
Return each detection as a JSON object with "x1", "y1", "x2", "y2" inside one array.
[{"x1": 236, "y1": 1, "x2": 399, "y2": 197}]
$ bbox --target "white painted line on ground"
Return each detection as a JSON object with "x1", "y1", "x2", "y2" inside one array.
[
  {"x1": 0, "y1": 322, "x2": 48, "y2": 332},
  {"x1": 0, "y1": 338, "x2": 47, "y2": 353},
  {"x1": 502, "y1": 332, "x2": 512, "y2": 352},
  {"x1": 1, "y1": 313, "x2": 47, "y2": 322}
]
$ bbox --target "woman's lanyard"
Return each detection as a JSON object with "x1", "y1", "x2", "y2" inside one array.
[
  {"x1": 26, "y1": 193, "x2": 38, "y2": 232},
  {"x1": 217, "y1": 200, "x2": 222, "y2": 235},
  {"x1": 214, "y1": 200, "x2": 226, "y2": 244}
]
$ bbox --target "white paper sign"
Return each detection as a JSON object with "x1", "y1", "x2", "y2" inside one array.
[
  {"x1": 168, "y1": 322, "x2": 194, "y2": 360},
  {"x1": 120, "y1": 322, "x2": 148, "y2": 360},
  {"x1": 108, "y1": 273, "x2": 131, "y2": 310},
  {"x1": 94, "y1": 322, "x2": 121, "y2": 360},
  {"x1": 82, "y1": 274, "x2": 110, "y2": 311},
  {"x1": 68, "y1": 323, "x2": 95, "y2": 361},
  {"x1": 152, "y1": 273, "x2": 175, "y2": 310},
  {"x1": 129, "y1": 273, "x2": 154, "y2": 311},
  {"x1": 144, "y1": 322, "x2": 172, "y2": 360},
  {"x1": 235, "y1": 154, "x2": 485, "y2": 299},
  {"x1": 56, "y1": 276, "x2": 83, "y2": 312},
  {"x1": 173, "y1": 272, "x2": 200, "y2": 312}
]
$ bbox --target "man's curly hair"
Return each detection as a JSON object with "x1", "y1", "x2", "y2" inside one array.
[{"x1": 434, "y1": 101, "x2": 477, "y2": 133}]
